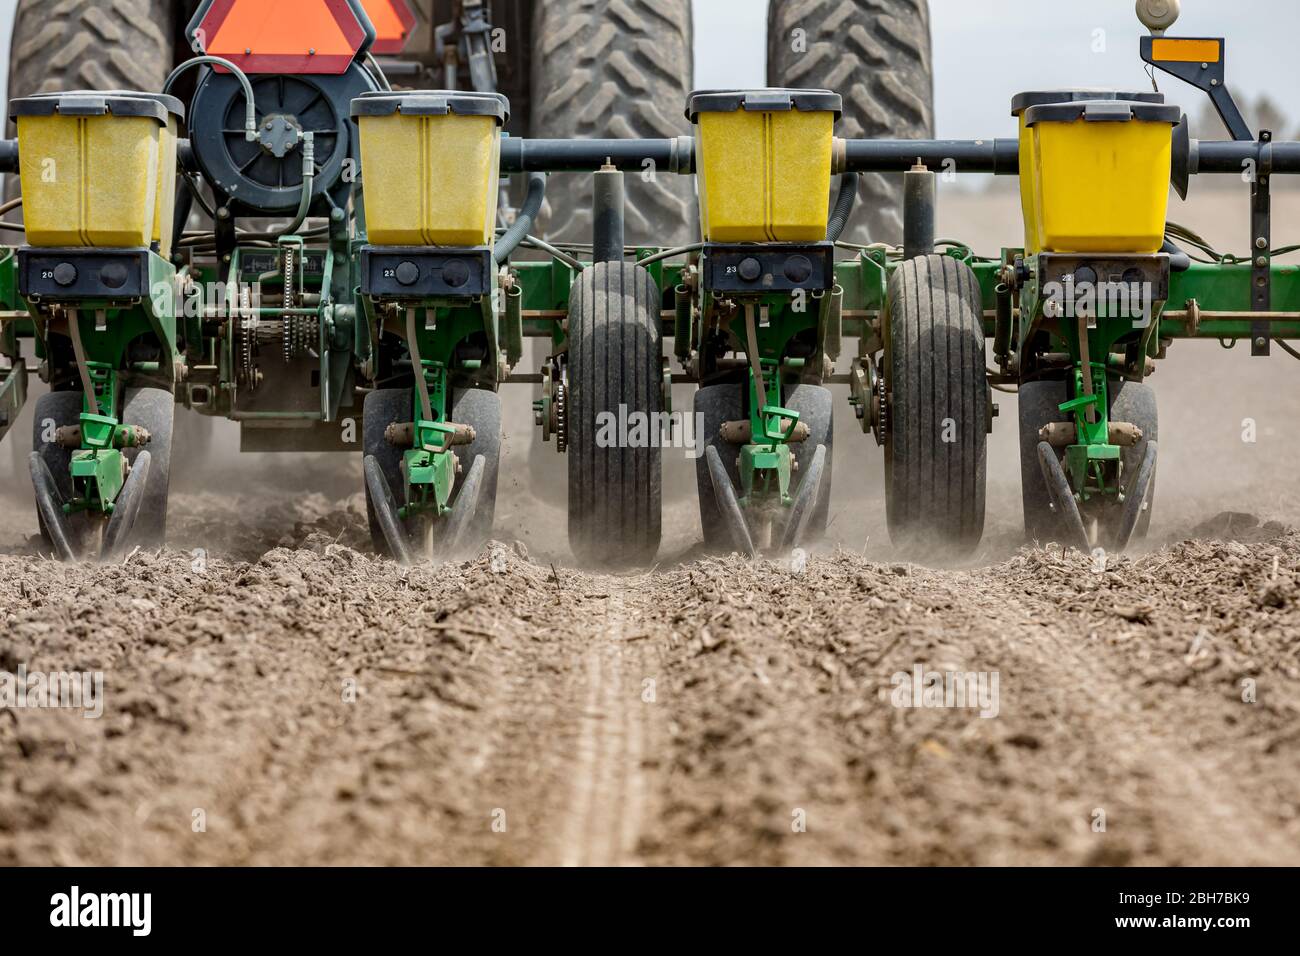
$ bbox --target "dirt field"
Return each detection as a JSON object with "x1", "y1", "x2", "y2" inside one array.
[{"x1": 2, "y1": 189, "x2": 1300, "y2": 865}]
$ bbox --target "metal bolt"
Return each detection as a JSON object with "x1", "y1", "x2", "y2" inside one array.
[
  {"x1": 1256, "y1": 256, "x2": 1269, "y2": 267},
  {"x1": 1256, "y1": 237, "x2": 1268, "y2": 248},
  {"x1": 1254, "y1": 336, "x2": 1267, "y2": 349},
  {"x1": 308, "y1": 48, "x2": 316, "y2": 55}
]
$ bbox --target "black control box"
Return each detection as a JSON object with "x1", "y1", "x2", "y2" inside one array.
[
  {"x1": 1035, "y1": 253, "x2": 1170, "y2": 301},
  {"x1": 18, "y1": 248, "x2": 151, "y2": 301},
  {"x1": 701, "y1": 242, "x2": 835, "y2": 294},
  {"x1": 360, "y1": 246, "x2": 494, "y2": 299}
]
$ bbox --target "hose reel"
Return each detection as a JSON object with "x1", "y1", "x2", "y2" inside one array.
[{"x1": 189, "y1": 64, "x2": 377, "y2": 216}]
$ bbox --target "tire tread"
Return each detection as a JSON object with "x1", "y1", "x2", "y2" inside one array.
[
  {"x1": 885, "y1": 254, "x2": 986, "y2": 553},
  {"x1": 530, "y1": 0, "x2": 696, "y2": 244},
  {"x1": 767, "y1": 0, "x2": 933, "y2": 244},
  {"x1": 568, "y1": 260, "x2": 662, "y2": 564}
]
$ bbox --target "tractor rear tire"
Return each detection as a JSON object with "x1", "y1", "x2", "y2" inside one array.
[
  {"x1": 766, "y1": 0, "x2": 934, "y2": 244},
  {"x1": 567, "y1": 261, "x2": 662, "y2": 566},
  {"x1": 883, "y1": 254, "x2": 987, "y2": 556},
  {"x1": 9, "y1": 0, "x2": 177, "y2": 94},
  {"x1": 4, "y1": 0, "x2": 181, "y2": 232},
  {"x1": 530, "y1": 0, "x2": 696, "y2": 245}
]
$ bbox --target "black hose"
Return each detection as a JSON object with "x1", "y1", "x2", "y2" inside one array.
[
  {"x1": 494, "y1": 172, "x2": 546, "y2": 263},
  {"x1": 1161, "y1": 237, "x2": 1191, "y2": 273},
  {"x1": 171, "y1": 177, "x2": 194, "y2": 256},
  {"x1": 826, "y1": 172, "x2": 858, "y2": 242},
  {"x1": 0, "y1": 138, "x2": 18, "y2": 174}
]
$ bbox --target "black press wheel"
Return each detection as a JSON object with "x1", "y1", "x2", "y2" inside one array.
[
  {"x1": 120, "y1": 386, "x2": 174, "y2": 549},
  {"x1": 448, "y1": 387, "x2": 502, "y2": 555},
  {"x1": 784, "y1": 383, "x2": 834, "y2": 542},
  {"x1": 1020, "y1": 378, "x2": 1158, "y2": 551},
  {"x1": 31, "y1": 390, "x2": 91, "y2": 556},
  {"x1": 693, "y1": 382, "x2": 743, "y2": 551},
  {"x1": 1109, "y1": 379, "x2": 1158, "y2": 546},
  {"x1": 1018, "y1": 379, "x2": 1071, "y2": 543},
  {"x1": 363, "y1": 387, "x2": 412, "y2": 558}
]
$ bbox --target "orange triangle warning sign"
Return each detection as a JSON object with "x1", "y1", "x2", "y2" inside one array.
[
  {"x1": 359, "y1": 0, "x2": 416, "y2": 55},
  {"x1": 193, "y1": 0, "x2": 371, "y2": 75}
]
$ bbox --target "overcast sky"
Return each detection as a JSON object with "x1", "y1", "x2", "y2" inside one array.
[{"x1": 0, "y1": 0, "x2": 1293, "y2": 135}]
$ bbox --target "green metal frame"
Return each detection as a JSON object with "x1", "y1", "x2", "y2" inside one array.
[
  {"x1": 0, "y1": 174, "x2": 1297, "y2": 537},
  {"x1": 401, "y1": 359, "x2": 458, "y2": 520},
  {"x1": 351, "y1": 232, "x2": 502, "y2": 522},
  {"x1": 6, "y1": 250, "x2": 176, "y2": 517},
  {"x1": 1012, "y1": 255, "x2": 1300, "y2": 505},
  {"x1": 0, "y1": 251, "x2": 25, "y2": 447}
]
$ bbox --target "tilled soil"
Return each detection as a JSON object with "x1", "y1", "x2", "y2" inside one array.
[
  {"x1": 4, "y1": 187, "x2": 1300, "y2": 863},
  {"x1": 2, "y1": 508, "x2": 1298, "y2": 866}
]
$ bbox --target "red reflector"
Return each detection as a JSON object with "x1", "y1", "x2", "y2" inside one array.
[
  {"x1": 192, "y1": 0, "x2": 370, "y2": 75},
  {"x1": 359, "y1": 0, "x2": 416, "y2": 55}
]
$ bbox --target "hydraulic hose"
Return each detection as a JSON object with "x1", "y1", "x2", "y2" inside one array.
[
  {"x1": 284, "y1": 133, "x2": 316, "y2": 235},
  {"x1": 162, "y1": 56, "x2": 258, "y2": 143},
  {"x1": 0, "y1": 139, "x2": 18, "y2": 174},
  {"x1": 170, "y1": 177, "x2": 194, "y2": 255},
  {"x1": 406, "y1": 307, "x2": 433, "y2": 424},
  {"x1": 66, "y1": 312, "x2": 99, "y2": 416},
  {"x1": 516, "y1": 235, "x2": 585, "y2": 271},
  {"x1": 826, "y1": 171, "x2": 859, "y2": 242},
  {"x1": 1161, "y1": 238, "x2": 1191, "y2": 273},
  {"x1": 493, "y1": 172, "x2": 546, "y2": 264},
  {"x1": 364, "y1": 53, "x2": 393, "y2": 92},
  {"x1": 634, "y1": 242, "x2": 704, "y2": 267}
]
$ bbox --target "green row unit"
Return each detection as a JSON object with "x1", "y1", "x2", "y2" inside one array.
[{"x1": 3, "y1": 249, "x2": 1298, "y2": 410}]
